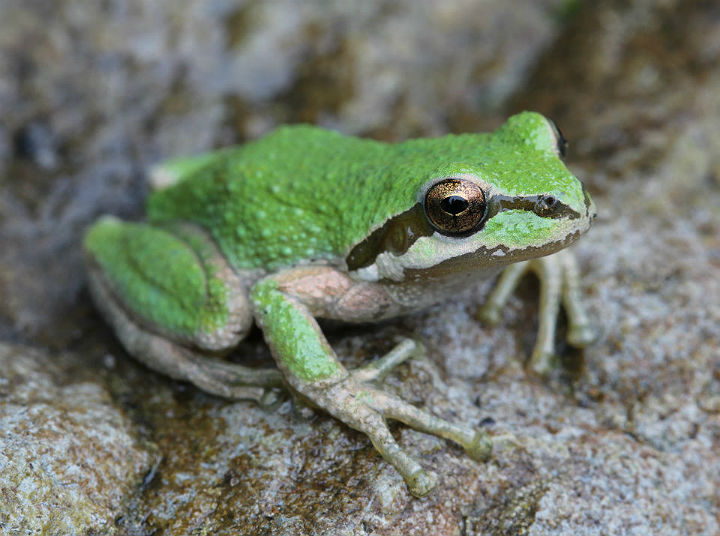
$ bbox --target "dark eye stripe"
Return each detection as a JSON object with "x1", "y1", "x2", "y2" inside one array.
[
  {"x1": 346, "y1": 190, "x2": 581, "y2": 273},
  {"x1": 346, "y1": 203, "x2": 433, "y2": 271},
  {"x1": 488, "y1": 194, "x2": 580, "y2": 220}
]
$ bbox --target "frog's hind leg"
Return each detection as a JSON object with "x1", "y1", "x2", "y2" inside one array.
[
  {"x1": 476, "y1": 249, "x2": 594, "y2": 375},
  {"x1": 90, "y1": 272, "x2": 283, "y2": 401},
  {"x1": 84, "y1": 217, "x2": 283, "y2": 402}
]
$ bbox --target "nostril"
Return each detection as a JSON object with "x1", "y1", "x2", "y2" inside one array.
[{"x1": 536, "y1": 195, "x2": 557, "y2": 213}]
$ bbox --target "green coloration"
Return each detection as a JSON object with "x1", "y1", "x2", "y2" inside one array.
[
  {"x1": 251, "y1": 279, "x2": 341, "y2": 382},
  {"x1": 85, "y1": 109, "x2": 591, "y2": 362},
  {"x1": 155, "y1": 149, "x2": 235, "y2": 187},
  {"x1": 84, "y1": 112, "x2": 596, "y2": 497},
  {"x1": 147, "y1": 111, "x2": 583, "y2": 272},
  {"x1": 482, "y1": 210, "x2": 559, "y2": 248},
  {"x1": 84, "y1": 218, "x2": 230, "y2": 339}
]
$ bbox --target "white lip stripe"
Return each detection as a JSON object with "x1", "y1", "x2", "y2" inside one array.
[{"x1": 351, "y1": 213, "x2": 590, "y2": 283}]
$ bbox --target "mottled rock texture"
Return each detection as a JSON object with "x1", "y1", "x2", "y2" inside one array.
[
  {"x1": 0, "y1": 344, "x2": 153, "y2": 534},
  {"x1": 1, "y1": 0, "x2": 718, "y2": 534}
]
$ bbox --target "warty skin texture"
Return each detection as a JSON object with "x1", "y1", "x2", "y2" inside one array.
[{"x1": 83, "y1": 111, "x2": 596, "y2": 497}]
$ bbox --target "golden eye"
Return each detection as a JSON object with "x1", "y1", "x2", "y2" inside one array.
[{"x1": 424, "y1": 178, "x2": 487, "y2": 235}]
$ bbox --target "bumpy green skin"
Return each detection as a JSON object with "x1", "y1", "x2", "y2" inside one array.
[
  {"x1": 251, "y1": 280, "x2": 341, "y2": 381},
  {"x1": 84, "y1": 112, "x2": 595, "y2": 497},
  {"x1": 147, "y1": 112, "x2": 583, "y2": 272},
  {"x1": 482, "y1": 209, "x2": 559, "y2": 247},
  {"x1": 84, "y1": 111, "x2": 583, "y2": 353},
  {"x1": 84, "y1": 111, "x2": 588, "y2": 380},
  {"x1": 85, "y1": 219, "x2": 230, "y2": 340}
]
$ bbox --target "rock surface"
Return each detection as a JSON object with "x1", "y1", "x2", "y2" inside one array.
[
  {"x1": 1, "y1": 0, "x2": 718, "y2": 534},
  {"x1": 0, "y1": 344, "x2": 153, "y2": 534}
]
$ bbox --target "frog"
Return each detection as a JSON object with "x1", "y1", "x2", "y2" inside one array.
[{"x1": 83, "y1": 111, "x2": 596, "y2": 497}]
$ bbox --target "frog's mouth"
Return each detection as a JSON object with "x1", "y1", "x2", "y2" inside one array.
[{"x1": 391, "y1": 214, "x2": 591, "y2": 286}]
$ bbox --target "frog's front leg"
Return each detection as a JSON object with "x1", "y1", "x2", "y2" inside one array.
[
  {"x1": 477, "y1": 249, "x2": 595, "y2": 375},
  {"x1": 251, "y1": 267, "x2": 491, "y2": 497}
]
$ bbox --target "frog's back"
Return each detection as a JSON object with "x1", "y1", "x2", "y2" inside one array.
[
  {"x1": 147, "y1": 125, "x2": 493, "y2": 273},
  {"x1": 147, "y1": 125, "x2": 390, "y2": 272}
]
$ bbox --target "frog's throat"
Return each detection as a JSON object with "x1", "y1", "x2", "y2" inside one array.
[{"x1": 354, "y1": 225, "x2": 583, "y2": 284}]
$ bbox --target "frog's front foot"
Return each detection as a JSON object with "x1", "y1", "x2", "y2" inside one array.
[
  {"x1": 252, "y1": 277, "x2": 493, "y2": 496},
  {"x1": 299, "y1": 339, "x2": 492, "y2": 497},
  {"x1": 477, "y1": 249, "x2": 595, "y2": 376}
]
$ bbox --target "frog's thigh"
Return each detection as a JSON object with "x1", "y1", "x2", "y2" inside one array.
[
  {"x1": 85, "y1": 218, "x2": 252, "y2": 350},
  {"x1": 89, "y1": 271, "x2": 282, "y2": 399},
  {"x1": 85, "y1": 218, "x2": 282, "y2": 399}
]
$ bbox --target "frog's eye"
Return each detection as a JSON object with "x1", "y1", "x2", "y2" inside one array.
[
  {"x1": 547, "y1": 118, "x2": 568, "y2": 159},
  {"x1": 424, "y1": 178, "x2": 487, "y2": 236}
]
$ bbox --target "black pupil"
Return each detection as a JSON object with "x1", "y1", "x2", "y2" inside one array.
[{"x1": 440, "y1": 195, "x2": 469, "y2": 215}]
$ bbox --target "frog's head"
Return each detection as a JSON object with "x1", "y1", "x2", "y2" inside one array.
[{"x1": 347, "y1": 111, "x2": 596, "y2": 284}]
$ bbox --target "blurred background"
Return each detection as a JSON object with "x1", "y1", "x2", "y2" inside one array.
[{"x1": 1, "y1": 1, "x2": 719, "y2": 535}]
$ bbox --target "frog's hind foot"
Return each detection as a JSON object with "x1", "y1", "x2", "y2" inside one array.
[
  {"x1": 135, "y1": 333, "x2": 285, "y2": 404},
  {"x1": 311, "y1": 342, "x2": 492, "y2": 497}
]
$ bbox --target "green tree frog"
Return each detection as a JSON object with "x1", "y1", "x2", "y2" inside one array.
[{"x1": 84, "y1": 111, "x2": 596, "y2": 497}]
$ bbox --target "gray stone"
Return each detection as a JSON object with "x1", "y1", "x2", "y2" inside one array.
[
  {"x1": 0, "y1": 344, "x2": 154, "y2": 535},
  {"x1": 0, "y1": 0, "x2": 718, "y2": 534}
]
